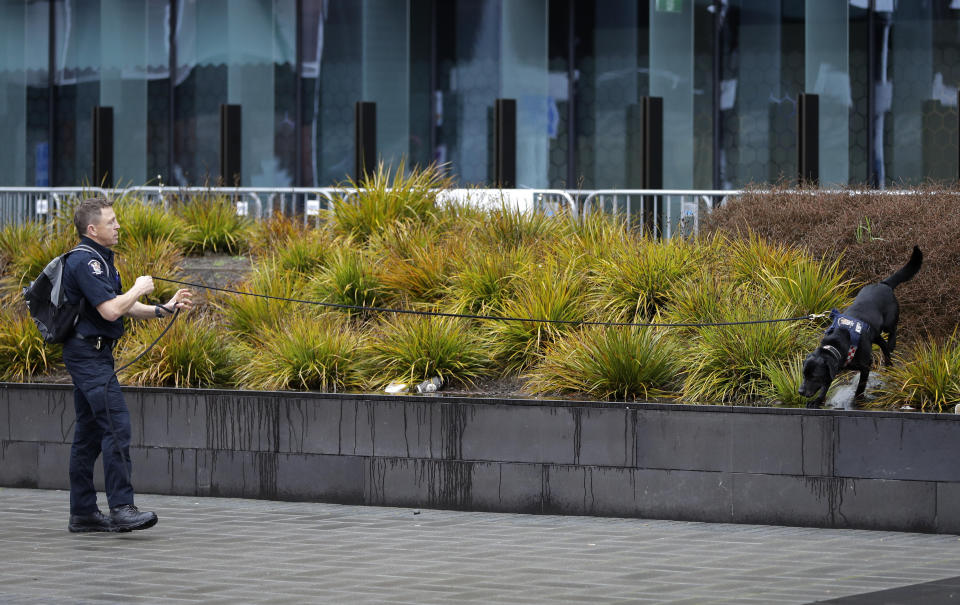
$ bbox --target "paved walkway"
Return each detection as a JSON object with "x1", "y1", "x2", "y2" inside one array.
[{"x1": 1, "y1": 487, "x2": 959, "y2": 604}]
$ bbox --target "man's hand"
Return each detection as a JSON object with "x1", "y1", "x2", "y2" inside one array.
[
  {"x1": 98, "y1": 275, "x2": 156, "y2": 322},
  {"x1": 133, "y1": 275, "x2": 155, "y2": 298},
  {"x1": 165, "y1": 288, "x2": 194, "y2": 313}
]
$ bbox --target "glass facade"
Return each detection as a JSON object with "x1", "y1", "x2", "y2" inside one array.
[{"x1": 1, "y1": 0, "x2": 960, "y2": 188}]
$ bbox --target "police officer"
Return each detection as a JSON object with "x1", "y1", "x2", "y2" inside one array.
[{"x1": 64, "y1": 197, "x2": 192, "y2": 533}]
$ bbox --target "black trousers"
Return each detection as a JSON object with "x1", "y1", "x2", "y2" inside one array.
[{"x1": 62, "y1": 338, "x2": 134, "y2": 515}]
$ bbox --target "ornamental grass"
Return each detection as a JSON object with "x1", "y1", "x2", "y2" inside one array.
[
  {"x1": 373, "y1": 220, "x2": 457, "y2": 304},
  {"x1": 216, "y1": 259, "x2": 306, "y2": 338},
  {"x1": 474, "y1": 202, "x2": 571, "y2": 250},
  {"x1": 233, "y1": 312, "x2": 366, "y2": 392},
  {"x1": 0, "y1": 306, "x2": 61, "y2": 381},
  {"x1": 680, "y1": 293, "x2": 819, "y2": 404},
  {"x1": 249, "y1": 211, "x2": 307, "y2": 256},
  {"x1": 114, "y1": 235, "x2": 184, "y2": 302},
  {"x1": 871, "y1": 331, "x2": 960, "y2": 413},
  {"x1": 527, "y1": 326, "x2": 679, "y2": 400},
  {"x1": 444, "y1": 245, "x2": 532, "y2": 315},
  {"x1": 332, "y1": 160, "x2": 451, "y2": 242},
  {"x1": 118, "y1": 312, "x2": 234, "y2": 388},
  {"x1": 364, "y1": 313, "x2": 492, "y2": 388},
  {"x1": 115, "y1": 197, "x2": 187, "y2": 249},
  {"x1": 759, "y1": 354, "x2": 810, "y2": 408},
  {"x1": 491, "y1": 260, "x2": 588, "y2": 374},
  {"x1": 304, "y1": 246, "x2": 388, "y2": 313},
  {"x1": 759, "y1": 254, "x2": 855, "y2": 318},
  {"x1": 589, "y1": 236, "x2": 701, "y2": 321},
  {"x1": 175, "y1": 191, "x2": 253, "y2": 255},
  {"x1": 4, "y1": 228, "x2": 75, "y2": 292},
  {"x1": 272, "y1": 226, "x2": 335, "y2": 276},
  {"x1": 0, "y1": 221, "x2": 46, "y2": 276}
]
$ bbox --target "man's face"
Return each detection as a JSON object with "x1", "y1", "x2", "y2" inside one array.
[{"x1": 88, "y1": 207, "x2": 120, "y2": 247}]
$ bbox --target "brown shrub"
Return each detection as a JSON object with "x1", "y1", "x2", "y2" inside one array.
[{"x1": 702, "y1": 185, "x2": 960, "y2": 342}]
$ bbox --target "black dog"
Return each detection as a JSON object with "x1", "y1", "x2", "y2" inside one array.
[{"x1": 799, "y1": 245, "x2": 923, "y2": 408}]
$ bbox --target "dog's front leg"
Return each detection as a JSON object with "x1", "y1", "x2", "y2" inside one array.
[
  {"x1": 806, "y1": 385, "x2": 829, "y2": 409},
  {"x1": 853, "y1": 368, "x2": 870, "y2": 401}
]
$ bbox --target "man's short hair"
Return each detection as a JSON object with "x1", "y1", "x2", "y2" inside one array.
[{"x1": 74, "y1": 197, "x2": 114, "y2": 239}]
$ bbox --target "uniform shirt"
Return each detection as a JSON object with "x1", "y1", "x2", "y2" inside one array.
[{"x1": 63, "y1": 236, "x2": 124, "y2": 340}]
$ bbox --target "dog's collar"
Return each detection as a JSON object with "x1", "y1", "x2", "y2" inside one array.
[{"x1": 821, "y1": 344, "x2": 843, "y2": 362}]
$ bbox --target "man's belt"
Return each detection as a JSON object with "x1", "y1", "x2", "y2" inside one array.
[{"x1": 73, "y1": 334, "x2": 115, "y2": 351}]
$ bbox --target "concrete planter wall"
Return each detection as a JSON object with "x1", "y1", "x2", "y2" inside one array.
[{"x1": 2, "y1": 383, "x2": 959, "y2": 534}]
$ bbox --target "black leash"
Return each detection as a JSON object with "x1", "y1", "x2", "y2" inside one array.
[
  {"x1": 102, "y1": 304, "x2": 180, "y2": 486},
  {"x1": 154, "y1": 276, "x2": 826, "y2": 328}
]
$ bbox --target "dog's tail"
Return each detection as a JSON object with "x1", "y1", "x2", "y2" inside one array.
[{"x1": 881, "y1": 245, "x2": 923, "y2": 289}]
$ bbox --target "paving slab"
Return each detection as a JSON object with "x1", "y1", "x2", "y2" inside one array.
[{"x1": 1, "y1": 487, "x2": 959, "y2": 604}]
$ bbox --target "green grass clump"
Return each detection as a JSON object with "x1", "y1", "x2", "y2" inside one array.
[
  {"x1": 491, "y1": 262, "x2": 587, "y2": 373},
  {"x1": 5, "y1": 229, "x2": 76, "y2": 292},
  {"x1": 475, "y1": 202, "x2": 571, "y2": 250},
  {"x1": 682, "y1": 293, "x2": 818, "y2": 404},
  {"x1": 569, "y1": 212, "x2": 630, "y2": 261},
  {"x1": 446, "y1": 246, "x2": 532, "y2": 315},
  {"x1": 527, "y1": 326, "x2": 679, "y2": 400},
  {"x1": 216, "y1": 259, "x2": 305, "y2": 338},
  {"x1": 365, "y1": 314, "x2": 491, "y2": 388},
  {"x1": 658, "y1": 274, "x2": 738, "y2": 331},
  {"x1": 332, "y1": 160, "x2": 451, "y2": 242},
  {"x1": 115, "y1": 198, "x2": 187, "y2": 249},
  {"x1": 760, "y1": 254, "x2": 855, "y2": 318},
  {"x1": 273, "y1": 227, "x2": 334, "y2": 277},
  {"x1": 176, "y1": 192, "x2": 253, "y2": 255},
  {"x1": 115, "y1": 236, "x2": 184, "y2": 302},
  {"x1": 0, "y1": 307, "x2": 61, "y2": 381},
  {"x1": 0, "y1": 222, "x2": 46, "y2": 276},
  {"x1": 590, "y1": 236, "x2": 701, "y2": 321},
  {"x1": 118, "y1": 314, "x2": 234, "y2": 388},
  {"x1": 249, "y1": 211, "x2": 308, "y2": 256},
  {"x1": 233, "y1": 313, "x2": 366, "y2": 392},
  {"x1": 759, "y1": 354, "x2": 809, "y2": 407},
  {"x1": 871, "y1": 332, "x2": 960, "y2": 412},
  {"x1": 375, "y1": 221, "x2": 456, "y2": 304},
  {"x1": 727, "y1": 232, "x2": 806, "y2": 285},
  {"x1": 306, "y1": 247, "x2": 387, "y2": 313}
]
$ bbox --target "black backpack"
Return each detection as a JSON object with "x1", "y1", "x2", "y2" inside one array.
[{"x1": 22, "y1": 244, "x2": 109, "y2": 344}]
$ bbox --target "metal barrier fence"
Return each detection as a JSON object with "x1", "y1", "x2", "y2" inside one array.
[
  {"x1": 580, "y1": 189, "x2": 741, "y2": 238},
  {"x1": 121, "y1": 187, "x2": 346, "y2": 227},
  {"x1": 0, "y1": 186, "x2": 582, "y2": 229},
  {"x1": 0, "y1": 187, "x2": 110, "y2": 227},
  {"x1": 0, "y1": 185, "x2": 751, "y2": 237},
  {"x1": 5, "y1": 186, "x2": 948, "y2": 238}
]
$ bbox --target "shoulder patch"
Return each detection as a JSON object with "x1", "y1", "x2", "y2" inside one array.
[{"x1": 88, "y1": 259, "x2": 104, "y2": 276}]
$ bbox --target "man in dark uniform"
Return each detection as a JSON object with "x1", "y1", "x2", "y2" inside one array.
[{"x1": 64, "y1": 197, "x2": 192, "y2": 533}]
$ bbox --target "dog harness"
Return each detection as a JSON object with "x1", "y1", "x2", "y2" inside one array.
[{"x1": 826, "y1": 309, "x2": 870, "y2": 366}]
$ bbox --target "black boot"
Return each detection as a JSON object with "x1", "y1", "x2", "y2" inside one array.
[
  {"x1": 110, "y1": 504, "x2": 158, "y2": 532},
  {"x1": 68, "y1": 510, "x2": 116, "y2": 533}
]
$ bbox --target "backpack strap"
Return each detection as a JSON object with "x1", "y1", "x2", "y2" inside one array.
[
  {"x1": 46, "y1": 245, "x2": 112, "y2": 307},
  {"x1": 70, "y1": 244, "x2": 111, "y2": 279}
]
